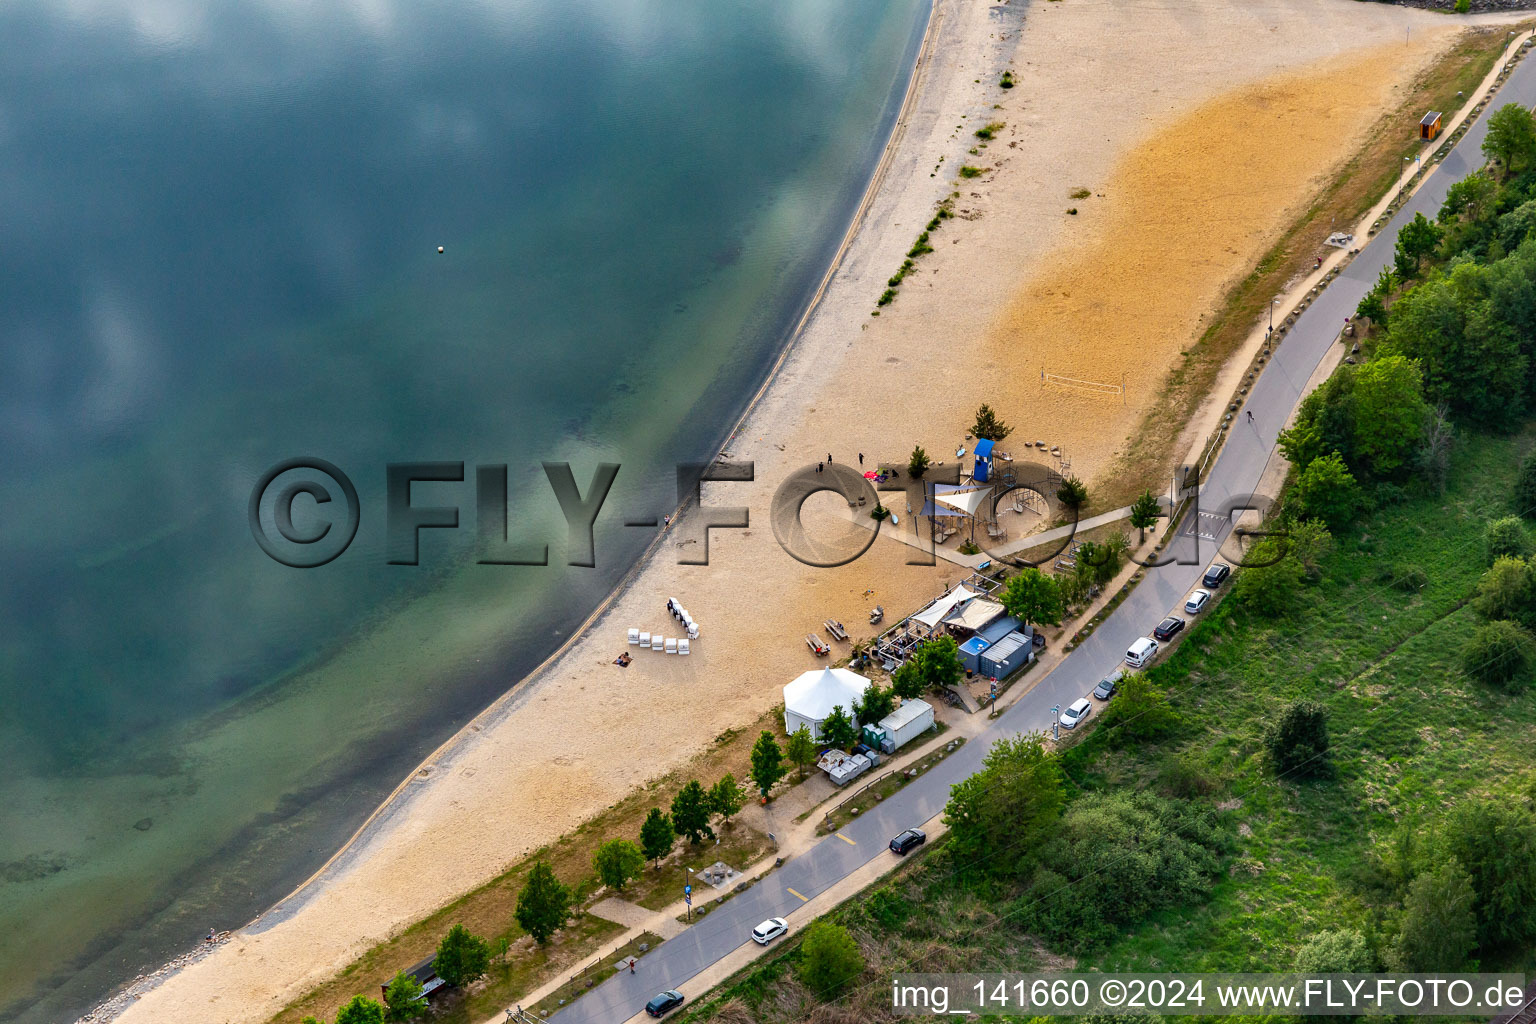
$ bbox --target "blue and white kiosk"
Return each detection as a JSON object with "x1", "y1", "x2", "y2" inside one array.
[{"x1": 973, "y1": 438, "x2": 995, "y2": 483}]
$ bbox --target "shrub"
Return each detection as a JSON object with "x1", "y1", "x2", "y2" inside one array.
[
  {"x1": 1515, "y1": 451, "x2": 1536, "y2": 518},
  {"x1": 1485, "y1": 516, "x2": 1533, "y2": 562},
  {"x1": 1029, "y1": 792, "x2": 1227, "y2": 953},
  {"x1": 1455, "y1": 0, "x2": 1471, "y2": 13},
  {"x1": 865, "y1": 886, "x2": 912, "y2": 930},
  {"x1": 1234, "y1": 545, "x2": 1305, "y2": 618},
  {"x1": 974, "y1": 121, "x2": 1004, "y2": 139},
  {"x1": 335, "y1": 996, "x2": 387, "y2": 1024},
  {"x1": 944, "y1": 734, "x2": 1063, "y2": 879},
  {"x1": 1293, "y1": 451, "x2": 1364, "y2": 531},
  {"x1": 1462, "y1": 619, "x2": 1533, "y2": 688},
  {"x1": 797, "y1": 921, "x2": 864, "y2": 998},
  {"x1": 999, "y1": 71, "x2": 1015, "y2": 89},
  {"x1": 1295, "y1": 929, "x2": 1375, "y2": 973},
  {"x1": 1473, "y1": 556, "x2": 1536, "y2": 626},
  {"x1": 958, "y1": 165, "x2": 985, "y2": 179},
  {"x1": 908, "y1": 444, "x2": 930, "y2": 479},
  {"x1": 1442, "y1": 799, "x2": 1536, "y2": 947},
  {"x1": 1070, "y1": 187, "x2": 1092, "y2": 200},
  {"x1": 1263, "y1": 699, "x2": 1332, "y2": 780},
  {"x1": 1056, "y1": 475, "x2": 1088, "y2": 511},
  {"x1": 1391, "y1": 861, "x2": 1477, "y2": 971},
  {"x1": 1095, "y1": 673, "x2": 1182, "y2": 746}
]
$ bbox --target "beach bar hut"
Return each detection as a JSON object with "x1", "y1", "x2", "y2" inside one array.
[
  {"x1": 382, "y1": 955, "x2": 447, "y2": 1004},
  {"x1": 783, "y1": 666, "x2": 869, "y2": 740},
  {"x1": 877, "y1": 699, "x2": 935, "y2": 753},
  {"x1": 973, "y1": 438, "x2": 995, "y2": 483},
  {"x1": 1420, "y1": 111, "x2": 1442, "y2": 141}
]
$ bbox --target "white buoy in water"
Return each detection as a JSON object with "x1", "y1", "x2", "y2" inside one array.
[{"x1": 437, "y1": 246, "x2": 445, "y2": 253}]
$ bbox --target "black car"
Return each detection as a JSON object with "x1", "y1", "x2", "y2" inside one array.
[
  {"x1": 889, "y1": 828, "x2": 926, "y2": 855},
  {"x1": 646, "y1": 990, "x2": 685, "y2": 1018},
  {"x1": 1152, "y1": 616, "x2": 1185, "y2": 641},
  {"x1": 1093, "y1": 670, "x2": 1122, "y2": 701},
  {"x1": 1202, "y1": 562, "x2": 1231, "y2": 588}
]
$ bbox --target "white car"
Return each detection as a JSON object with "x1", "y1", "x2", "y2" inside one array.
[
  {"x1": 1060, "y1": 697, "x2": 1093, "y2": 729},
  {"x1": 1184, "y1": 588, "x2": 1211, "y2": 614},
  {"x1": 751, "y1": 917, "x2": 788, "y2": 944}
]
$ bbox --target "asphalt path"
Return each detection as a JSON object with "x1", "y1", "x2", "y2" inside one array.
[{"x1": 551, "y1": 43, "x2": 1536, "y2": 1024}]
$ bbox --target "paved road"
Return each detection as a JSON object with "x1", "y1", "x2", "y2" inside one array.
[{"x1": 551, "y1": 41, "x2": 1536, "y2": 1024}]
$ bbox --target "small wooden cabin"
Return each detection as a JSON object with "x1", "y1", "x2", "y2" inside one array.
[{"x1": 1420, "y1": 111, "x2": 1443, "y2": 141}]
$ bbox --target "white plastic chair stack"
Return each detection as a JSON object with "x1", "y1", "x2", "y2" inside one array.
[
  {"x1": 627, "y1": 628, "x2": 640, "y2": 645},
  {"x1": 664, "y1": 638, "x2": 678, "y2": 654},
  {"x1": 678, "y1": 639, "x2": 691, "y2": 656},
  {"x1": 638, "y1": 632, "x2": 651, "y2": 649}
]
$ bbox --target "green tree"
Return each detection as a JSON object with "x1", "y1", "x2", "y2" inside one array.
[
  {"x1": 515, "y1": 862, "x2": 573, "y2": 944},
  {"x1": 301, "y1": 1018, "x2": 327, "y2": 1024},
  {"x1": 1074, "y1": 536, "x2": 1125, "y2": 587},
  {"x1": 1483, "y1": 102, "x2": 1536, "y2": 175},
  {"x1": 1263, "y1": 699, "x2": 1332, "y2": 780},
  {"x1": 1443, "y1": 799, "x2": 1536, "y2": 947},
  {"x1": 796, "y1": 921, "x2": 865, "y2": 999},
  {"x1": 670, "y1": 780, "x2": 715, "y2": 843},
  {"x1": 1094, "y1": 673, "x2": 1182, "y2": 745},
  {"x1": 971, "y1": 403, "x2": 1013, "y2": 442},
  {"x1": 1440, "y1": 171, "x2": 1496, "y2": 223},
  {"x1": 890, "y1": 658, "x2": 925, "y2": 700},
  {"x1": 1349, "y1": 355, "x2": 1428, "y2": 477},
  {"x1": 907, "y1": 444, "x2": 930, "y2": 479},
  {"x1": 1295, "y1": 929, "x2": 1375, "y2": 973},
  {"x1": 1356, "y1": 289, "x2": 1388, "y2": 329},
  {"x1": 1129, "y1": 489, "x2": 1161, "y2": 541},
  {"x1": 786, "y1": 725, "x2": 817, "y2": 779},
  {"x1": 1234, "y1": 536, "x2": 1305, "y2": 617},
  {"x1": 1392, "y1": 861, "x2": 1478, "y2": 971},
  {"x1": 853, "y1": 684, "x2": 895, "y2": 725},
  {"x1": 820, "y1": 705, "x2": 858, "y2": 751},
  {"x1": 1473, "y1": 555, "x2": 1536, "y2": 626},
  {"x1": 1395, "y1": 212, "x2": 1444, "y2": 278},
  {"x1": 909, "y1": 635, "x2": 963, "y2": 693},
  {"x1": 382, "y1": 971, "x2": 426, "y2": 1022},
  {"x1": 592, "y1": 838, "x2": 645, "y2": 891},
  {"x1": 749, "y1": 731, "x2": 787, "y2": 798},
  {"x1": 1462, "y1": 619, "x2": 1533, "y2": 688},
  {"x1": 1287, "y1": 518, "x2": 1334, "y2": 581},
  {"x1": 433, "y1": 924, "x2": 490, "y2": 987},
  {"x1": 1000, "y1": 568, "x2": 1064, "y2": 626},
  {"x1": 944, "y1": 734, "x2": 1063, "y2": 879},
  {"x1": 710, "y1": 774, "x2": 744, "y2": 825},
  {"x1": 335, "y1": 995, "x2": 387, "y2": 1024},
  {"x1": 1056, "y1": 474, "x2": 1089, "y2": 512},
  {"x1": 639, "y1": 808, "x2": 675, "y2": 868},
  {"x1": 1292, "y1": 452, "x2": 1363, "y2": 531},
  {"x1": 1486, "y1": 515, "x2": 1534, "y2": 562}
]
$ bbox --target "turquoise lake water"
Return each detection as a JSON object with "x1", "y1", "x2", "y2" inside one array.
[{"x1": 0, "y1": 0, "x2": 927, "y2": 1017}]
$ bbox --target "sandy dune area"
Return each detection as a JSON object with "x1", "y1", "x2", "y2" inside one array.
[{"x1": 111, "y1": 2, "x2": 1468, "y2": 1021}]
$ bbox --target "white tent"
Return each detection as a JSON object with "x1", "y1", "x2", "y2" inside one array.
[
  {"x1": 783, "y1": 667, "x2": 870, "y2": 741},
  {"x1": 933, "y1": 486, "x2": 991, "y2": 517},
  {"x1": 943, "y1": 597, "x2": 1006, "y2": 633},
  {"x1": 911, "y1": 584, "x2": 979, "y2": 630}
]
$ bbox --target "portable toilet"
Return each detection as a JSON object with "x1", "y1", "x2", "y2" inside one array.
[
  {"x1": 973, "y1": 438, "x2": 995, "y2": 483},
  {"x1": 861, "y1": 724, "x2": 888, "y2": 752}
]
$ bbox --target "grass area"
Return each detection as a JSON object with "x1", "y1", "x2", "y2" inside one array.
[
  {"x1": 527, "y1": 931, "x2": 663, "y2": 1019},
  {"x1": 630, "y1": 825, "x2": 775, "y2": 912},
  {"x1": 1097, "y1": 24, "x2": 1529, "y2": 512},
  {"x1": 264, "y1": 709, "x2": 783, "y2": 1024},
  {"x1": 818, "y1": 733, "x2": 964, "y2": 835},
  {"x1": 674, "y1": 424, "x2": 1536, "y2": 1023}
]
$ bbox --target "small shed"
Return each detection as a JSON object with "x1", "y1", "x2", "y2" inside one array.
[
  {"x1": 979, "y1": 631, "x2": 1032, "y2": 680},
  {"x1": 783, "y1": 667, "x2": 870, "y2": 740},
  {"x1": 973, "y1": 438, "x2": 995, "y2": 482},
  {"x1": 381, "y1": 955, "x2": 447, "y2": 1004},
  {"x1": 1420, "y1": 111, "x2": 1442, "y2": 141},
  {"x1": 878, "y1": 698, "x2": 935, "y2": 752}
]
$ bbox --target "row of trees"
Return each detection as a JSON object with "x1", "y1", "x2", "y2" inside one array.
[{"x1": 300, "y1": 923, "x2": 499, "y2": 1023}]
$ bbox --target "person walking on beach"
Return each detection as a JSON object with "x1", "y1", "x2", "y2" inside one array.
[
  {"x1": 1246, "y1": 410, "x2": 1254, "y2": 424},
  {"x1": 826, "y1": 452, "x2": 832, "y2": 464},
  {"x1": 858, "y1": 453, "x2": 864, "y2": 466},
  {"x1": 817, "y1": 462, "x2": 823, "y2": 473}
]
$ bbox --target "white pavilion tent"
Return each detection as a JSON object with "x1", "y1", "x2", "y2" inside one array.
[{"x1": 782, "y1": 667, "x2": 871, "y2": 741}]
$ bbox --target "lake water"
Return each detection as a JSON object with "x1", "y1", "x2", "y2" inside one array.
[{"x1": 0, "y1": 0, "x2": 927, "y2": 1017}]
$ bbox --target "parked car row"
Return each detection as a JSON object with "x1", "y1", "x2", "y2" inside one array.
[{"x1": 646, "y1": 565, "x2": 1240, "y2": 1018}]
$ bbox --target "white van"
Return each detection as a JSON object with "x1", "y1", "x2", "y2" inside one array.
[{"x1": 1125, "y1": 636, "x2": 1159, "y2": 668}]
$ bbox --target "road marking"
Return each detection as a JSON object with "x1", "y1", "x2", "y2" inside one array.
[
  {"x1": 786, "y1": 887, "x2": 808, "y2": 902},
  {"x1": 835, "y1": 832, "x2": 856, "y2": 845}
]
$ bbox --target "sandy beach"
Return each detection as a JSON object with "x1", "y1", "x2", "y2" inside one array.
[{"x1": 109, "y1": 2, "x2": 1473, "y2": 1021}]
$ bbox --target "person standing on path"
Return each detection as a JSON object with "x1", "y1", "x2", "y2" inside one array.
[{"x1": 858, "y1": 453, "x2": 864, "y2": 465}]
